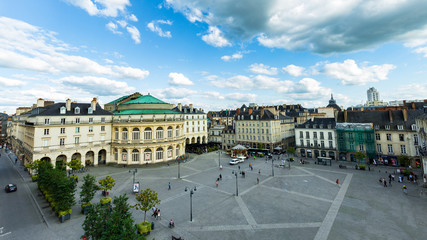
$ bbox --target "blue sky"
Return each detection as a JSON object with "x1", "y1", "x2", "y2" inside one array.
[{"x1": 1, "y1": 0, "x2": 427, "y2": 114}]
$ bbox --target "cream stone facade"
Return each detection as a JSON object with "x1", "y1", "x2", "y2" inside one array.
[
  {"x1": 173, "y1": 103, "x2": 208, "y2": 145},
  {"x1": 9, "y1": 98, "x2": 112, "y2": 168},
  {"x1": 106, "y1": 94, "x2": 186, "y2": 165}
]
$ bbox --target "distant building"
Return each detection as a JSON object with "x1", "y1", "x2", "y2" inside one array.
[
  {"x1": 367, "y1": 87, "x2": 379, "y2": 102},
  {"x1": 172, "y1": 103, "x2": 208, "y2": 145}
]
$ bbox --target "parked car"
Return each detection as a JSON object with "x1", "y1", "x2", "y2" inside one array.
[
  {"x1": 237, "y1": 156, "x2": 245, "y2": 163},
  {"x1": 5, "y1": 184, "x2": 17, "y2": 193},
  {"x1": 229, "y1": 159, "x2": 239, "y2": 165}
]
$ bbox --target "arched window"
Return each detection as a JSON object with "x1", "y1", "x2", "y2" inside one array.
[
  {"x1": 132, "y1": 128, "x2": 140, "y2": 140},
  {"x1": 156, "y1": 127, "x2": 163, "y2": 139},
  {"x1": 122, "y1": 149, "x2": 127, "y2": 162},
  {"x1": 122, "y1": 128, "x2": 128, "y2": 140},
  {"x1": 167, "y1": 126, "x2": 173, "y2": 138},
  {"x1": 175, "y1": 127, "x2": 179, "y2": 137},
  {"x1": 144, "y1": 149, "x2": 152, "y2": 161},
  {"x1": 156, "y1": 147, "x2": 163, "y2": 160},
  {"x1": 176, "y1": 145, "x2": 180, "y2": 156},
  {"x1": 60, "y1": 106, "x2": 66, "y2": 114},
  {"x1": 132, "y1": 149, "x2": 139, "y2": 162},
  {"x1": 74, "y1": 107, "x2": 80, "y2": 114},
  {"x1": 167, "y1": 146, "x2": 173, "y2": 159},
  {"x1": 88, "y1": 107, "x2": 93, "y2": 114},
  {"x1": 144, "y1": 127, "x2": 152, "y2": 140}
]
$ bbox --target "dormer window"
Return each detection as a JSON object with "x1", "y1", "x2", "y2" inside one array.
[
  {"x1": 374, "y1": 125, "x2": 380, "y2": 130},
  {"x1": 256, "y1": 115, "x2": 259, "y2": 120},
  {"x1": 74, "y1": 107, "x2": 80, "y2": 114},
  {"x1": 385, "y1": 125, "x2": 390, "y2": 130},
  {"x1": 411, "y1": 124, "x2": 417, "y2": 131},
  {"x1": 397, "y1": 125, "x2": 403, "y2": 130},
  {"x1": 250, "y1": 115, "x2": 253, "y2": 120},
  {"x1": 60, "y1": 106, "x2": 66, "y2": 114},
  {"x1": 88, "y1": 107, "x2": 93, "y2": 114}
]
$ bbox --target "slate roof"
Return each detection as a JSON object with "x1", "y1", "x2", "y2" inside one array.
[
  {"x1": 27, "y1": 103, "x2": 112, "y2": 116},
  {"x1": 106, "y1": 94, "x2": 132, "y2": 105},
  {"x1": 296, "y1": 118, "x2": 336, "y2": 129},
  {"x1": 172, "y1": 106, "x2": 205, "y2": 114},
  {"x1": 337, "y1": 110, "x2": 423, "y2": 130},
  {"x1": 235, "y1": 109, "x2": 291, "y2": 121},
  {"x1": 121, "y1": 94, "x2": 167, "y2": 105}
]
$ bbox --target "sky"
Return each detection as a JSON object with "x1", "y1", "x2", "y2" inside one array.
[{"x1": 1, "y1": 0, "x2": 427, "y2": 115}]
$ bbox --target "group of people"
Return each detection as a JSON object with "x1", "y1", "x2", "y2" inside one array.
[{"x1": 151, "y1": 206, "x2": 161, "y2": 220}]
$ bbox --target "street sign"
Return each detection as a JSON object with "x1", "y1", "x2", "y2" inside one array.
[{"x1": 133, "y1": 182, "x2": 140, "y2": 193}]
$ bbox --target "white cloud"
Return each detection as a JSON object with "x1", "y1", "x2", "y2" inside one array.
[
  {"x1": 0, "y1": 17, "x2": 149, "y2": 79},
  {"x1": 168, "y1": 72, "x2": 194, "y2": 86},
  {"x1": 153, "y1": 87, "x2": 197, "y2": 99},
  {"x1": 210, "y1": 75, "x2": 252, "y2": 89},
  {"x1": 65, "y1": 0, "x2": 131, "y2": 17},
  {"x1": 414, "y1": 47, "x2": 427, "y2": 57},
  {"x1": 106, "y1": 21, "x2": 121, "y2": 34},
  {"x1": 117, "y1": 20, "x2": 128, "y2": 28},
  {"x1": 323, "y1": 59, "x2": 396, "y2": 85},
  {"x1": 282, "y1": 64, "x2": 305, "y2": 77},
  {"x1": 249, "y1": 63, "x2": 278, "y2": 75},
  {"x1": 166, "y1": 0, "x2": 427, "y2": 54},
  {"x1": 104, "y1": 58, "x2": 114, "y2": 64},
  {"x1": 221, "y1": 52, "x2": 243, "y2": 61},
  {"x1": 126, "y1": 26, "x2": 141, "y2": 44},
  {"x1": 0, "y1": 76, "x2": 26, "y2": 87},
  {"x1": 59, "y1": 76, "x2": 135, "y2": 95},
  {"x1": 204, "y1": 91, "x2": 257, "y2": 102},
  {"x1": 385, "y1": 83, "x2": 427, "y2": 101},
  {"x1": 128, "y1": 14, "x2": 138, "y2": 22},
  {"x1": 147, "y1": 20, "x2": 172, "y2": 38},
  {"x1": 201, "y1": 26, "x2": 231, "y2": 47}
]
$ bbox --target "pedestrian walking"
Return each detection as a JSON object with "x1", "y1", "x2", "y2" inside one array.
[
  {"x1": 220, "y1": 165, "x2": 223, "y2": 170},
  {"x1": 238, "y1": 165, "x2": 240, "y2": 170},
  {"x1": 168, "y1": 182, "x2": 171, "y2": 190},
  {"x1": 259, "y1": 169, "x2": 261, "y2": 175},
  {"x1": 336, "y1": 179, "x2": 339, "y2": 185},
  {"x1": 152, "y1": 206, "x2": 157, "y2": 217},
  {"x1": 219, "y1": 174, "x2": 222, "y2": 180},
  {"x1": 257, "y1": 177, "x2": 259, "y2": 184},
  {"x1": 216, "y1": 180, "x2": 218, "y2": 188},
  {"x1": 383, "y1": 178, "x2": 387, "y2": 187},
  {"x1": 389, "y1": 178, "x2": 392, "y2": 187},
  {"x1": 157, "y1": 209, "x2": 161, "y2": 220}
]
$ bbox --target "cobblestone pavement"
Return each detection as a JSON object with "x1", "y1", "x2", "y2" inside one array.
[{"x1": 4, "y1": 150, "x2": 427, "y2": 240}]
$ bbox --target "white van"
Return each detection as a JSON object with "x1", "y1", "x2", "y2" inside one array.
[{"x1": 237, "y1": 156, "x2": 245, "y2": 163}]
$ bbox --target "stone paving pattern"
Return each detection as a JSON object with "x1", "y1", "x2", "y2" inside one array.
[{"x1": 4, "y1": 151, "x2": 427, "y2": 240}]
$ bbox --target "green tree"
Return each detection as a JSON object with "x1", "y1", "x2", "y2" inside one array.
[
  {"x1": 398, "y1": 155, "x2": 410, "y2": 167},
  {"x1": 257, "y1": 143, "x2": 265, "y2": 149},
  {"x1": 355, "y1": 152, "x2": 367, "y2": 164},
  {"x1": 98, "y1": 176, "x2": 116, "y2": 193},
  {"x1": 52, "y1": 169, "x2": 77, "y2": 212},
  {"x1": 82, "y1": 194, "x2": 140, "y2": 240},
  {"x1": 80, "y1": 174, "x2": 98, "y2": 205},
  {"x1": 287, "y1": 146, "x2": 295, "y2": 156},
  {"x1": 133, "y1": 188, "x2": 161, "y2": 222},
  {"x1": 67, "y1": 158, "x2": 83, "y2": 172}
]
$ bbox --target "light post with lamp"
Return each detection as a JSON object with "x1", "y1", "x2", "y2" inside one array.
[
  {"x1": 185, "y1": 186, "x2": 197, "y2": 222},
  {"x1": 271, "y1": 156, "x2": 274, "y2": 177},
  {"x1": 176, "y1": 156, "x2": 182, "y2": 179},
  {"x1": 218, "y1": 151, "x2": 222, "y2": 168},
  {"x1": 129, "y1": 168, "x2": 137, "y2": 184},
  {"x1": 232, "y1": 170, "x2": 239, "y2": 196}
]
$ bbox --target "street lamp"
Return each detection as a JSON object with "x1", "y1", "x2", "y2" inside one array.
[
  {"x1": 185, "y1": 186, "x2": 197, "y2": 222},
  {"x1": 218, "y1": 151, "x2": 222, "y2": 167},
  {"x1": 129, "y1": 168, "x2": 137, "y2": 183},
  {"x1": 232, "y1": 170, "x2": 239, "y2": 196},
  {"x1": 176, "y1": 156, "x2": 181, "y2": 179},
  {"x1": 271, "y1": 156, "x2": 274, "y2": 177}
]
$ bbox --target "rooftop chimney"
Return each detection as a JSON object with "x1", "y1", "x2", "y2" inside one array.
[
  {"x1": 344, "y1": 110, "x2": 348, "y2": 122},
  {"x1": 388, "y1": 110, "x2": 393, "y2": 123},
  {"x1": 66, "y1": 99, "x2": 71, "y2": 111},
  {"x1": 189, "y1": 104, "x2": 193, "y2": 112},
  {"x1": 403, "y1": 108, "x2": 408, "y2": 121},
  {"x1": 261, "y1": 108, "x2": 265, "y2": 118},
  {"x1": 178, "y1": 103, "x2": 182, "y2": 111},
  {"x1": 37, "y1": 98, "x2": 44, "y2": 107},
  {"x1": 248, "y1": 108, "x2": 253, "y2": 115},
  {"x1": 236, "y1": 108, "x2": 241, "y2": 115},
  {"x1": 91, "y1": 98, "x2": 97, "y2": 111},
  {"x1": 411, "y1": 102, "x2": 415, "y2": 109}
]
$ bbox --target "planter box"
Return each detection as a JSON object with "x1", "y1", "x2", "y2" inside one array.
[
  {"x1": 59, "y1": 213, "x2": 71, "y2": 223},
  {"x1": 100, "y1": 197, "x2": 112, "y2": 206},
  {"x1": 137, "y1": 221, "x2": 151, "y2": 235},
  {"x1": 81, "y1": 204, "x2": 93, "y2": 214}
]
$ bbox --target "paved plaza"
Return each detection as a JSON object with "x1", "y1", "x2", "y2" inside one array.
[{"x1": 4, "y1": 151, "x2": 427, "y2": 240}]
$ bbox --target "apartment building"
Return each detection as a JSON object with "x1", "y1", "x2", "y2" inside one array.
[{"x1": 172, "y1": 103, "x2": 208, "y2": 144}]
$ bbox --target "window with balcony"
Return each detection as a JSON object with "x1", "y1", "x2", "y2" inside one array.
[
  {"x1": 300, "y1": 140, "x2": 304, "y2": 147},
  {"x1": 61, "y1": 118, "x2": 65, "y2": 124},
  {"x1": 299, "y1": 131, "x2": 303, "y2": 138},
  {"x1": 359, "y1": 144, "x2": 364, "y2": 151},
  {"x1": 328, "y1": 132, "x2": 332, "y2": 140},
  {"x1": 75, "y1": 137, "x2": 79, "y2": 144},
  {"x1": 376, "y1": 144, "x2": 382, "y2": 153},
  {"x1": 44, "y1": 119, "x2": 50, "y2": 125},
  {"x1": 168, "y1": 127, "x2": 173, "y2": 138},
  {"x1": 314, "y1": 140, "x2": 318, "y2": 147},
  {"x1": 313, "y1": 132, "x2": 317, "y2": 139},
  {"x1": 321, "y1": 140, "x2": 325, "y2": 148},
  {"x1": 306, "y1": 140, "x2": 310, "y2": 146},
  {"x1": 401, "y1": 145, "x2": 406, "y2": 154},
  {"x1": 388, "y1": 144, "x2": 393, "y2": 153},
  {"x1": 329, "y1": 141, "x2": 333, "y2": 148},
  {"x1": 75, "y1": 118, "x2": 80, "y2": 124},
  {"x1": 399, "y1": 134, "x2": 404, "y2": 141},
  {"x1": 320, "y1": 132, "x2": 324, "y2": 139},
  {"x1": 89, "y1": 126, "x2": 93, "y2": 132}
]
